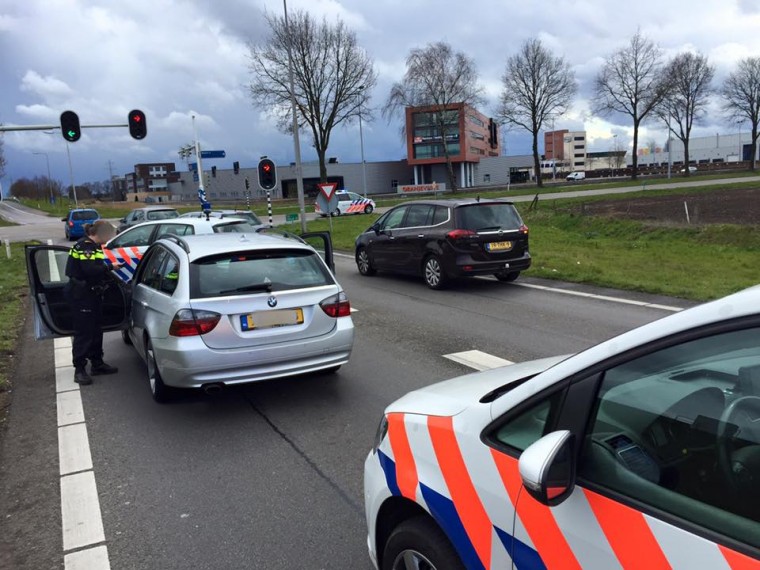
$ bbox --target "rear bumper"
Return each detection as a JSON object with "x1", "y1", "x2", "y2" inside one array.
[
  {"x1": 149, "y1": 318, "x2": 354, "y2": 388},
  {"x1": 447, "y1": 252, "x2": 532, "y2": 276}
]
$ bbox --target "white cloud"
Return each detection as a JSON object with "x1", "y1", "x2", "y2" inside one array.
[{"x1": 20, "y1": 71, "x2": 73, "y2": 98}]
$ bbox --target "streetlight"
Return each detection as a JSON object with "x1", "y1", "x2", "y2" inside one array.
[
  {"x1": 42, "y1": 129, "x2": 77, "y2": 206},
  {"x1": 358, "y1": 84, "x2": 368, "y2": 198},
  {"x1": 32, "y1": 151, "x2": 55, "y2": 203}
]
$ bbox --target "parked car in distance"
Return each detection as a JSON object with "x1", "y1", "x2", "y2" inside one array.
[
  {"x1": 566, "y1": 171, "x2": 586, "y2": 181},
  {"x1": 103, "y1": 217, "x2": 261, "y2": 282},
  {"x1": 315, "y1": 191, "x2": 375, "y2": 216},
  {"x1": 180, "y1": 209, "x2": 264, "y2": 225},
  {"x1": 355, "y1": 199, "x2": 530, "y2": 289},
  {"x1": 62, "y1": 208, "x2": 100, "y2": 240},
  {"x1": 680, "y1": 166, "x2": 698, "y2": 173},
  {"x1": 364, "y1": 284, "x2": 760, "y2": 569},
  {"x1": 118, "y1": 206, "x2": 179, "y2": 233}
]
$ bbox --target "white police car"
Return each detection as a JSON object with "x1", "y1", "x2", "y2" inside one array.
[
  {"x1": 365, "y1": 285, "x2": 760, "y2": 569},
  {"x1": 315, "y1": 191, "x2": 375, "y2": 216}
]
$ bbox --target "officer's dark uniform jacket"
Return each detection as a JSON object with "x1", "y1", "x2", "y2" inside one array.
[
  {"x1": 65, "y1": 236, "x2": 113, "y2": 370},
  {"x1": 65, "y1": 237, "x2": 112, "y2": 297}
]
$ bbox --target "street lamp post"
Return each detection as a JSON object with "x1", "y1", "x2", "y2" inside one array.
[
  {"x1": 358, "y1": 85, "x2": 368, "y2": 198},
  {"x1": 33, "y1": 151, "x2": 54, "y2": 203}
]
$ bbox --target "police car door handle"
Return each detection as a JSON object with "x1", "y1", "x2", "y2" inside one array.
[{"x1": 417, "y1": 234, "x2": 425, "y2": 238}]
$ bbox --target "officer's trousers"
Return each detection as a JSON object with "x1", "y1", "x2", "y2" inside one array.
[{"x1": 70, "y1": 295, "x2": 104, "y2": 370}]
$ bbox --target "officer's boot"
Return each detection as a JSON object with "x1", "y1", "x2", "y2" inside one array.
[
  {"x1": 91, "y1": 360, "x2": 119, "y2": 375},
  {"x1": 74, "y1": 368, "x2": 93, "y2": 385}
]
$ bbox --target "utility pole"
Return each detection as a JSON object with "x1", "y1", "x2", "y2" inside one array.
[{"x1": 283, "y1": 0, "x2": 307, "y2": 233}]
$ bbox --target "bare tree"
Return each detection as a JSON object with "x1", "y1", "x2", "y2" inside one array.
[
  {"x1": 383, "y1": 42, "x2": 483, "y2": 192},
  {"x1": 593, "y1": 30, "x2": 670, "y2": 179},
  {"x1": 721, "y1": 56, "x2": 760, "y2": 171},
  {"x1": 498, "y1": 39, "x2": 576, "y2": 187},
  {"x1": 248, "y1": 11, "x2": 376, "y2": 182},
  {"x1": 657, "y1": 52, "x2": 714, "y2": 176}
]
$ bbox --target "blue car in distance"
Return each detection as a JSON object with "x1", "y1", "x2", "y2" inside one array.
[{"x1": 62, "y1": 208, "x2": 100, "y2": 240}]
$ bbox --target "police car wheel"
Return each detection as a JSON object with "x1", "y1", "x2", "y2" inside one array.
[
  {"x1": 364, "y1": 204, "x2": 374, "y2": 214},
  {"x1": 331, "y1": 209, "x2": 341, "y2": 217},
  {"x1": 146, "y1": 338, "x2": 171, "y2": 403},
  {"x1": 121, "y1": 329, "x2": 133, "y2": 345},
  {"x1": 382, "y1": 516, "x2": 464, "y2": 570}
]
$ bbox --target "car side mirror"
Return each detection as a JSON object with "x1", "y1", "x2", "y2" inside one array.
[
  {"x1": 518, "y1": 430, "x2": 576, "y2": 507},
  {"x1": 61, "y1": 217, "x2": 68, "y2": 222},
  {"x1": 119, "y1": 218, "x2": 127, "y2": 223}
]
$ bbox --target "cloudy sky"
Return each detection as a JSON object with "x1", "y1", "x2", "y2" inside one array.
[{"x1": 2, "y1": 0, "x2": 760, "y2": 188}]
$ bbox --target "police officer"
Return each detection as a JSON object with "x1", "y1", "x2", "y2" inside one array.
[{"x1": 64, "y1": 220, "x2": 122, "y2": 385}]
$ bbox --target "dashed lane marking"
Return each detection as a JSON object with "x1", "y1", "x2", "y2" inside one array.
[
  {"x1": 444, "y1": 350, "x2": 514, "y2": 371},
  {"x1": 54, "y1": 337, "x2": 111, "y2": 569}
]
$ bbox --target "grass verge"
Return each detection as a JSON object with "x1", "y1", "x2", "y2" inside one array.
[
  {"x1": 0, "y1": 243, "x2": 34, "y2": 391},
  {"x1": 280, "y1": 194, "x2": 759, "y2": 302}
]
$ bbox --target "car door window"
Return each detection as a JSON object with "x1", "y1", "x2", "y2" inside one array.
[
  {"x1": 157, "y1": 254, "x2": 180, "y2": 296},
  {"x1": 578, "y1": 326, "x2": 760, "y2": 550},
  {"x1": 137, "y1": 248, "x2": 168, "y2": 290},
  {"x1": 156, "y1": 223, "x2": 193, "y2": 238},
  {"x1": 490, "y1": 391, "x2": 564, "y2": 452},
  {"x1": 432, "y1": 206, "x2": 449, "y2": 226},
  {"x1": 403, "y1": 204, "x2": 434, "y2": 228},
  {"x1": 380, "y1": 207, "x2": 407, "y2": 230},
  {"x1": 108, "y1": 225, "x2": 155, "y2": 248}
]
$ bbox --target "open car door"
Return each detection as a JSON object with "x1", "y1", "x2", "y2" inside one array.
[
  {"x1": 255, "y1": 228, "x2": 335, "y2": 274},
  {"x1": 25, "y1": 245, "x2": 130, "y2": 340}
]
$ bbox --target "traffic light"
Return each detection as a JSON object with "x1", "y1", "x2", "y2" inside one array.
[
  {"x1": 128, "y1": 109, "x2": 147, "y2": 140},
  {"x1": 244, "y1": 178, "x2": 250, "y2": 191},
  {"x1": 60, "y1": 111, "x2": 81, "y2": 142},
  {"x1": 257, "y1": 158, "x2": 277, "y2": 190},
  {"x1": 233, "y1": 161, "x2": 240, "y2": 175}
]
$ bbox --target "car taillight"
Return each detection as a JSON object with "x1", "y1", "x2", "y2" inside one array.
[
  {"x1": 520, "y1": 224, "x2": 529, "y2": 235},
  {"x1": 169, "y1": 309, "x2": 221, "y2": 337},
  {"x1": 446, "y1": 229, "x2": 477, "y2": 239},
  {"x1": 68, "y1": 221, "x2": 74, "y2": 227},
  {"x1": 320, "y1": 291, "x2": 351, "y2": 318}
]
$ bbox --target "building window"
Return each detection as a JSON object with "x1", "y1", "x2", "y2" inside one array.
[
  {"x1": 391, "y1": 180, "x2": 398, "y2": 188},
  {"x1": 469, "y1": 147, "x2": 485, "y2": 155},
  {"x1": 467, "y1": 114, "x2": 485, "y2": 128},
  {"x1": 574, "y1": 144, "x2": 585, "y2": 150},
  {"x1": 574, "y1": 153, "x2": 585, "y2": 158},
  {"x1": 574, "y1": 161, "x2": 585, "y2": 166},
  {"x1": 414, "y1": 142, "x2": 461, "y2": 159},
  {"x1": 574, "y1": 136, "x2": 585, "y2": 141},
  {"x1": 470, "y1": 131, "x2": 485, "y2": 141},
  {"x1": 483, "y1": 174, "x2": 491, "y2": 183}
]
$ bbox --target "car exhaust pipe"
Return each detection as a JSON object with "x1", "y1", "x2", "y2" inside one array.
[{"x1": 202, "y1": 383, "x2": 224, "y2": 395}]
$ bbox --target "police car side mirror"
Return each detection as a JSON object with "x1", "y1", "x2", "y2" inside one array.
[{"x1": 518, "y1": 430, "x2": 576, "y2": 507}]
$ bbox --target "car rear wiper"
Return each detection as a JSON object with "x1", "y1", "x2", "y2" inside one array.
[{"x1": 219, "y1": 281, "x2": 273, "y2": 294}]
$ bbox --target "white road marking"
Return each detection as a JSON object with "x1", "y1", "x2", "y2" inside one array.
[
  {"x1": 59, "y1": 423, "x2": 93, "y2": 476},
  {"x1": 444, "y1": 350, "x2": 514, "y2": 371},
  {"x1": 60, "y1": 471, "x2": 106, "y2": 551},
  {"x1": 55, "y1": 346, "x2": 72, "y2": 368},
  {"x1": 53, "y1": 337, "x2": 111, "y2": 569},
  {"x1": 57, "y1": 390, "x2": 85, "y2": 427},
  {"x1": 46, "y1": 238, "x2": 61, "y2": 281},
  {"x1": 64, "y1": 546, "x2": 111, "y2": 570},
  {"x1": 510, "y1": 281, "x2": 684, "y2": 312}
]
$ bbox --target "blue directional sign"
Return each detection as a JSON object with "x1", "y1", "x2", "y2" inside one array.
[
  {"x1": 189, "y1": 162, "x2": 199, "y2": 182},
  {"x1": 200, "y1": 150, "x2": 226, "y2": 159}
]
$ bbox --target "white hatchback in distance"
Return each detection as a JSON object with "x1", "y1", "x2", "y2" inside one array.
[{"x1": 364, "y1": 285, "x2": 760, "y2": 569}]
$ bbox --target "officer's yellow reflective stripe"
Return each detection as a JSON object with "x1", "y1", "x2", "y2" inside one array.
[
  {"x1": 166, "y1": 272, "x2": 178, "y2": 280},
  {"x1": 69, "y1": 250, "x2": 106, "y2": 260}
]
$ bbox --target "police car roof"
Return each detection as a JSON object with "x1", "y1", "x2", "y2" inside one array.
[{"x1": 158, "y1": 232, "x2": 313, "y2": 261}]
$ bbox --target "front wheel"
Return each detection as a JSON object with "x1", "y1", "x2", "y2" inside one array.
[
  {"x1": 146, "y1": 338, "x2": 171, "y2": 403},
  {"x1": 423, "y1": 255, "x2": 447, "y2": 290},
  {"x1": 381, "y1": 516, "x2": 464, "y2": 570},
  {"x1": 356, "y1": 247, "x2": 376, "y2": 276},
  {"x1": 364, "y1": 204, "x2": 374, "y2": 214},
  {"x1": 331, "y1": 208, "x2": 341, "y2": 217},
  {"x1": 494, "y1": 270, "x2": 520, "y2": 282}
]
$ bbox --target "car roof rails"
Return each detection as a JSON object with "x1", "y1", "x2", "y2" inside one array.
[{"x1": 160, "y1": 234, "x2": 190, "y2": 254}]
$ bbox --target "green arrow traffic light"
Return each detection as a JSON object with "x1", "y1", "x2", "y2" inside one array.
[{"x1": 60, "y1": 111, "x2": 81, "y2": 142}]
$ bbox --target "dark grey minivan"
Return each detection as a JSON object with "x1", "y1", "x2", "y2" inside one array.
[{"x1": 354, "y1": 199, "x2": 531, "y2": 289}]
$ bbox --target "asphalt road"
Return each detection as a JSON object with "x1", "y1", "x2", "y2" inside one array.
[{"x1": 0, "y1": 249, "x2": 697, "y2": 569}]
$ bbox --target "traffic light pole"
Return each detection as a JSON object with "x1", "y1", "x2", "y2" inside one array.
[
  {"x1": 65, "y1": 142, "x2": 78, "y2": 207},
  {"x1": 0, "y1": 124, "x2": 128, "y2": 132}
]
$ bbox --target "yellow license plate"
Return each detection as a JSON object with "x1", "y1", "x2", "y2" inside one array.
[
  {"x1": 486, "y1": 241, "x2": 513, "y2": 252},
  {"x1": 241, "y1": 308, "x2": 304, "y2": 331}
]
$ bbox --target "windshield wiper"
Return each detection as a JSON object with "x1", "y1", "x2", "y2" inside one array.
[{"x1": 219, "y1": 281, "x2": 273, "y2": 294}]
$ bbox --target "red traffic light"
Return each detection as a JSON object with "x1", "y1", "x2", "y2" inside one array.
[
  {"x1": 128, "y1": 109, "x2": 147, "y2": 140},
  {"x1": 257, "y1": 158, "x2": 277, "y2": 190}
]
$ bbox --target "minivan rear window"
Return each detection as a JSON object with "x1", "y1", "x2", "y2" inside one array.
[
  {"x1": 71, "y1": 210, "x2": 99, "y2": 221},
  {"x1": 190, "y1": 249, "x2": 334, "y2": 298},
  {"x1": 146, "y1": 210, "x2": 179, "y2": 221},
  {"x1": 457, "y1": 204, "x2": 522, "y2": 231}
]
